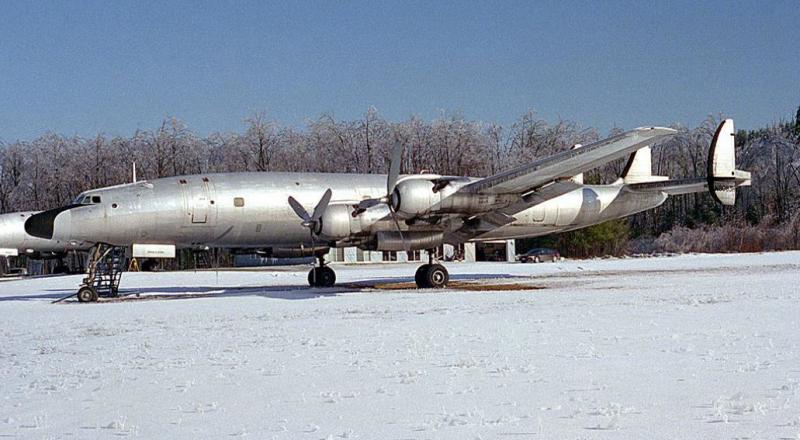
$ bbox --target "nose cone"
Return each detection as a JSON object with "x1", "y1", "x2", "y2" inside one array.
[{"x1": 24, "y1": 204, "x2": 79, "y2": 240}]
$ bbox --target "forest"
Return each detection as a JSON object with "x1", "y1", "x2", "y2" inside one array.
[{"x1": 1, "y1": 106, "x2": 799, "y2": 258}]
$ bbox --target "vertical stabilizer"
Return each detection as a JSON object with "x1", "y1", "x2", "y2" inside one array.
[
  {"x1": 621, "y1": 146, "x2": 668, "y2": 184},
  {"x1": 707, "y1": 119, "x2": 750, "y2": 205},
  {"x1": 570, "y1": 144, "x2": 584, "y2": 184}
]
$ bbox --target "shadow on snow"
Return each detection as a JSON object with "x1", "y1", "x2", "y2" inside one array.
[{"x1": 0, "y1": 273, "x2": 520, "y2": 303}]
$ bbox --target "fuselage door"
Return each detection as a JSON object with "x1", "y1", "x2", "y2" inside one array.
[
  {"x1": 191, "y1": 185, "x2": 209, "y2": 223},
  {"x1": 184, "y1": 179, "x2": 215, "y2": 225}
]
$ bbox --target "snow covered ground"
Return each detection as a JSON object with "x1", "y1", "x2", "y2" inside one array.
[{"x1": 1, "y1": 252, "x2": 799, "y2": 439}]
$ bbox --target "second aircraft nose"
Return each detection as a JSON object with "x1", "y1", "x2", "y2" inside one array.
[{"x1": 24, "y1": 205, "x2": 78, "y2": 240}]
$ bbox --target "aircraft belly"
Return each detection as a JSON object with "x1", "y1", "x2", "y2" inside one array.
[{"x1": 477, "y1": 224, "x2": 561, "y2": 240}]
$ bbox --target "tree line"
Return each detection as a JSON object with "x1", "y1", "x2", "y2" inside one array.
[{"x1": 1, "y1": 106, "x2": 799, "y2": 257}]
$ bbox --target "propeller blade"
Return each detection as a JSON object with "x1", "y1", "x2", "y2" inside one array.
[
  {"x1": 389, "y1": 211, "x2": 409, "y2": 251},
  {"x1": 288, "y1": 196, "x2": 311, "y2": 222},
  {"x1": 386, "y1": 139, "x2": 403, "y2": 195},
  {"x1": 311, "y1": 188, "x2": 333, "y2": 222},
  {"x1": 310, "y1": 229, "x2": 317, "y2": 284}
]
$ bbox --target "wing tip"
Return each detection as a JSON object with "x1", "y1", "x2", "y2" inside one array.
[{"x1": 634, "y1": 126, "x2": 677, "y2": 134}]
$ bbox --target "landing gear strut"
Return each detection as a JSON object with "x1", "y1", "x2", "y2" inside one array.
[
  {"x1": 308, "y1": 254, "x2": 336, "y2": 288},
  {"x1": 414, "y1": 249, "x2": 449, "y2": 289}
]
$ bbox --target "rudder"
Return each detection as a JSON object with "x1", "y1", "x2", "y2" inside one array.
[{"x1": 707, "y1": 119, "x2": 750, "y2": 205}]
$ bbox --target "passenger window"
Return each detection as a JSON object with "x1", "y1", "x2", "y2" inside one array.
[
  {"x1": 91, "y1": 196, "x2": 102, "y2": 204},
  {"x1": 234, "y1": 197, "x2": 245, "y2": 207}
]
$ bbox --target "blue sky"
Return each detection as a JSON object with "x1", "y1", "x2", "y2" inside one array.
[{"x1": 1, "y1": 0, "x2": 798, "y2": 140}]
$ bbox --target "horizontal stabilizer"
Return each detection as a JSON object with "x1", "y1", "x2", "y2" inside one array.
[{"x1": 628, "y1": 119, "x2": 751, "y2": 204}]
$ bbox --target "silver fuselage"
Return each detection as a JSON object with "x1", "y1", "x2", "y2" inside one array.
[
  {"x1": 43, "y1": 172, "x2": 666, "y2": 249},
  {"x1": 0, "y1": 211, "x2": 89, "y2": 256}
]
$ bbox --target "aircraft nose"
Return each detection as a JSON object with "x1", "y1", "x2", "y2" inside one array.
[{"x1": 24, "y1": 205, "x2": 78, "y2": 240}]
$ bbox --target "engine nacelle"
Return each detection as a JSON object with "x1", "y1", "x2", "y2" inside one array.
[
  {"x1": 372, "y1": 231, "x2": 443, "y2": 251},
  {"x1": 319, "y1": 203, "x2": 390, "y2": 239},
  {"x1": 391, "y1": 179, "x2": 443, "y2": 216},
  {"x1": 391, "y1": 178, "x2": 518, "y2": 218}
]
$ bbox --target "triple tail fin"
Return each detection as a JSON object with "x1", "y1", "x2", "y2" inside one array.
[
  {"x1": 626, "y1": 119, "x2": 751, "y2": 206},
  {"x1": 620, "y1": 146, "x2": 669, "y2": 184},
  {"x1": 707, "y1": 119, "x2": 751, "y2": 205}
]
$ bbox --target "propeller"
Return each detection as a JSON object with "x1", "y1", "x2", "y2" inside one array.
[
  {"x1": 288, "y1": 188, "x2": 333, "y2": 253},
  {"x1": 352, "y1": 139, "x2": 408, "y2": 250}
]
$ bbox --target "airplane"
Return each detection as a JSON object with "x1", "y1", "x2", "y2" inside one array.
[
  {"x1": 23, "y1": 119, "x2": 751, "y2": 301},
  {"x1": 0, "y1": 211, "x2": 90, "y2": 273}
]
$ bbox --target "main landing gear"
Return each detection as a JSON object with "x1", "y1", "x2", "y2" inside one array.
[
  {"x1": 414, "y1": 250, "x2": 449, "y2": 289},
  {"x1": 308, "y1": 254, "x2": 336, "y2": 288},
  {"x1": 305, "y1": 249, "x2": 450, "y2": 289}
]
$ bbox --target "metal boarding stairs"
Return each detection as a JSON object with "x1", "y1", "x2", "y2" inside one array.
[
  {"x1": 78, "y1": 244, "x2": 126, "y2": 301},
  {"x1": 52, "y1": 243, "x2": 127, "y2": 303}
]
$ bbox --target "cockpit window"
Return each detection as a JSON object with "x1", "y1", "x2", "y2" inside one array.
[{"x1": 73, "y1": 194, "x2": 102, "y2": 204}]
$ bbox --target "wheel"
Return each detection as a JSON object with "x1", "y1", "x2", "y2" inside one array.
[
  {"x1": 77, "y1": 286, "x2": 98, "y2": 303},
  {"x1": 414, "y1": 264, "x2": 431, "y2": 288},
  {"x1": 308, "y1": 267, "x2": 336, "y2": 288},
  {"x1": 424, "y1": 264, "x2": 449, "y2": 289}
]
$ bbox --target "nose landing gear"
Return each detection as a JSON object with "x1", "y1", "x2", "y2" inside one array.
[
  {"x1": 308, "y1": 255, "x2": 336, "y2": 288},
  {"x1": 414, "y1": 250, "x2": 449, "y2": 289}
]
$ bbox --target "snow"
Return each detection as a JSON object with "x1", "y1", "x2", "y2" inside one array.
[{"x1": 1, "y1": 252, "x2": 799, "y2": 439}]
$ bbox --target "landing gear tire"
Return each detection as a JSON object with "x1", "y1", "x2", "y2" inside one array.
[
  {"x1": 77, "y1": 286, "x2": 98, "y2": 303},
  {"x1": 415, "y1": 264, "x2": 431, "y2": 288},
  {"x1": 415, "y1": 264, "x2": 449, "y2": 289},
  {"x1": 425, "y1": 264, "x2": 449, "y2": 288},
  {"x1": 308, "y1": 266, "x2": 336, "y2": 288}
]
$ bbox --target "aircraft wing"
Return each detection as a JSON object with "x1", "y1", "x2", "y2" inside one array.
[
  {"x1": 458, "y1": 127, "x2": 676, "y2": 195},
  {"x1": 433, "y1": 127, "x2": 676, "y2": 243}
]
